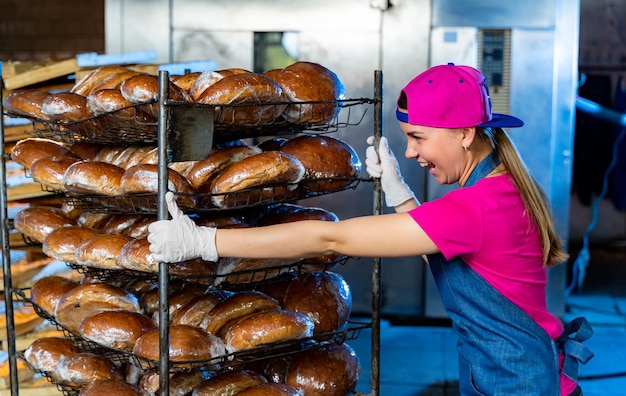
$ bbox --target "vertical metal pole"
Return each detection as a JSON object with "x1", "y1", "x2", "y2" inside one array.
[
  {"x1": 0, "y1": 71, "x2": 20, "y2": 396},
  {"x1": 157, "y1": 70, "x2": 170, "y2": 396},
  {"x1": 370, "y1": 70, "x2": 383, "y2": 396}
]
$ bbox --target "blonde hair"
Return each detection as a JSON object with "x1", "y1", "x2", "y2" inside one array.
[{"x1": 477, "y1": 127, "x2": 569, "y2": 267}]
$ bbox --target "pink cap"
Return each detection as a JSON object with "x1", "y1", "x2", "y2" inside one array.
[{"x1": 396, "y1": 63, "x2": 524, "y2": 129}]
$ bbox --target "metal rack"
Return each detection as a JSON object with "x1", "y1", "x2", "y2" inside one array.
[{"x1": 0, "y1": 69, "x2": 384, "y2": 396}]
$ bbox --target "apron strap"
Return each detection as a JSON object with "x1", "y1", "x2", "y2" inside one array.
[{"x1": 558, "y1": 316, "x2": 595, "y2": 381}]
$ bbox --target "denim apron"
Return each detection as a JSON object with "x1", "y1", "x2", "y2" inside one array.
[{"x1": 426, "y1": 151, "x2": 594, "y2": 395}]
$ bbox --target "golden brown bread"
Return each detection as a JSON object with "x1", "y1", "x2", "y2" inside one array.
[
  {"x1": 76, "y1": 212, "x2": 114, "y2": 230},
  {"x1": 23, "y1": 336, "x2": 81, "y2": 372},
  {"x1": 90, "y1": 70, "x2": 143, "y2": 92},
  {"x1": 189, "y1": 68, "x2": 250, "y2": 102},
  {"x1": 283, "y1": 271, "x2": 352, "y2": 334},
  {"x1": 71, "y1": 66, "x2": 136, "y2": 96},
  {"x1": 186, "y1": 145, "x2": 262, "y2": 191},
  {"x1": 54, "y1": 282, "x2": 142, "y2": 332},
  {"x1": 200, "y1": 291, "x2": 280, "y2": 336},
  {"x1": 257, "y1": 137, "x2": 288, "y2": 152},
  {"x1": 139, "y1": 370, "x2": 209, "y2": 396},
  {"x1": 125, "y1": 215, "x2": 156, "y2": 239},
  {"x1": 285, "y1": 343, "x2": 360, "y2": 396},
  {"x1": 76, "y1": 233, "x2": 134, "y2": 269},
  {"x1": 2, "y1": 89, "x2": 51, "y2": 120},
  {"x1": 192, "y1": 369, "x2": 267, "y2": 396},
  {"x1": 42, "y1": 225, "x2": 100, "y2": 264},
  {"x1": 41, "y1": 91, "x2": 94, "y2": 122},
  {"x1": 170, "y1": 291, "x2": 230, "y2": 327},
  {"x1": 63, "y1": 160, "x2": 126, "y2": 196},
  {"x1": 197, "y1": 72, "x2": 286, "y2": 125},
  {"x1": 99, "y1": 214, "x2": 145, "y2": 235},
  {"x1": 132, "y1": 324, "x2": 226, "y2": 362},
  {"x1": 30, "y1": 155, "x2": 81, "y2": 192},
  {"x1": 120, "y1": 73, "x2": 191, "y2": 117},
  {"x1": 115, "y1": 238, "x2": 157, "y2": 273},
  {"x1": 10, "y1": 138, "x2": 76, "y2": 169},
  {"x1": 272, "y1": 61, "x2": 345, "y2": 124},
  {"x1": 223, "y1": 309, "x2": 314, "y2": 353},
  {"x1": 79, "y1": 309, "x2": 157, "y2": 351},
  {"x1": 53, "y1": 352, "x2": 123, "y2": 385},
  {"x1": 170, "y1": 71, "x2": 202, "y2": 94},
  {"x1": 280, "y1": 134, "x2": 361, "y2": 193},
  {"x1": 120, "y1": 164, "x2": 196, "y2": 208},
  {"x1": 70, "y1": 142, "x2": 107, "y2": 160},
  {"x1": 210, "y1": 151, "x2": 304, "y2": 208},
  {"x1": 233, "y1": 383, "x2": 301, "y2": 396},
  {"x1": 13, "y1": 206, "x2": 77, "y2": 243},
  {"x1": 30, "y1": 275, "x2": 79, "y2": 316},
  {"x1": 79, "y1": 379, "x2": 145, "y2": 396}
]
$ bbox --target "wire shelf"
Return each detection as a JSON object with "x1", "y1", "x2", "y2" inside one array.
[{"x1": 3, "y1": 98, "x2": 374, "y2": 145}]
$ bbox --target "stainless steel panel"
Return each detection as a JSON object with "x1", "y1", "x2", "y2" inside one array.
[{"x1": 433, "y1": 0, "x2": 556, "y2": 28}]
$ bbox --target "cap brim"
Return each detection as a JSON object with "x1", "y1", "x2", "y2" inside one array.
[{"x1": 479, "y1": 113, "x2": 524, "y2": 128}]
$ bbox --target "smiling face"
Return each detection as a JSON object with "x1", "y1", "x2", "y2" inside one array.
[{"x1": 399, "y1": 121, "x2": 474, "y2": 185}]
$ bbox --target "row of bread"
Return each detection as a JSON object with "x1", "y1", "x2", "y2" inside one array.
[
  {"x1": 23, "y1": 340, "x2": 358, "y2": 395},
  {"x1": 28, "y1": 271, "x2": 351, "y2": 355},
  {"x1": 11, "y1": 133, "x2": 362, "y2": 209},
  {"x1": 2, "y1": 61, "x2": 345, "y2": 126},
  {"x1": 14, "y1": 203, "x2": 343, "y2": 278}
]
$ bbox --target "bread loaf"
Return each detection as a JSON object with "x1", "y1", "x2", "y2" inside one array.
[
  {"x1": 115, "y1": 238, "x2": 157, "y2": 273},
  {"x1": 171, "y1": 291, "x2": 231, "y2": 327},
  {"x1": 70, "y1": 142, "x2": 107, "y2": 160},
  {"x1": 120, "y1": 73, "x2": 191, "y2": 117},
  {"x1": 285, "y1": 343, "x2": 360, "y2": 396},
  {"x1": 192, "y1": 369, "x2": 267, "y2": 396},
  {"x1": 72, "y1": 66, "x2": 135, "y2": 96},
  {"x1": 76, "y1": 233, "x2": 134, "y2": 269},
  {"x1": 79, "y1": 379, "x2": 145, "y2": 396},
  {"x1": 223, "y1": 309, "x2": 314, "y2": 353},
  {"x1": 272, "y1": 61, "x2": 345, "y2": 124},
  {"x1": 87, "y1": 88, "x2": 157, "y2": 126},
  {"x1": 280, "y1": 134, "x2": 361, "y2": 192},
  {"x1": 90, "y1": 70, "x2": 143, "y2": 92},
  {"x1": 79, "y1": 309, "x2": 157, "y2": 351},
  {"x1": 139, "y1": 370, "x2": 209, "y2": 396},
  {"x1": 63, "y1": 160, "x2": 126, "y2": 196},
  {"x1": 132, "y1": 324, "x2": 225, "y2": 362},
  {"x1": 170, "y1": 71, "x2": 202, "y2": 94},
  {"x1": 201, "y1": 291, "x2": 280, "y2": 336},
  {"x1": 30, "y1": 276, "x2": 79, "y2": 316},
  {"x1": 125, "y1": 215, "x2": 156, "y2": 239},
  {"x1": 283, "y1": 271, "x2": 352, "y2": 334},
  {"x1": 30, "y1": 155, "x2": 81, "y2": 192},
  {"x1": 23, "y1": 336, "x2": 81, "y2": 372},
  {"x1": 53, "y1": 352, "x2": 123, "y2": 385},
  {"x1": 54, "y1": 282, "x2": 142, "y2": 332},
  {"x1": 77, "y1": 212, "x2": 114, "y2": 230},
  {"x1": 100, "y1": 214, "x2": 145, "y2": 235},
  {"x1": 41, "y1": 92, "x2": 94, "y2": 123},
  {"x1": 189, "y1": 68, "x2": 250, "y2": 102},
  {"x1": 13, "y1": 206, "x2": 77, "y2": 243},
  {"x1": 120, "y1": 164, "x2": 196, "y2": 208},
  {"x1": 232, "y1": 383, "x2": 301, "y2": 396},
  {"x1": 42, "y1": 225, "x2": 100, "y2": 264},
  {"x1": 11, "y1": 138, "x2": 75, "y2": 169},
  {"x1": 2, "y1": 89, "x2": 51, "y2": 120},
  {"x1": 186, "y1": 145, "x2": 262, "y2": 191},
  {"x1": 197, "y1": 72, "x2": 285, "y2": 125},
  {"x1": 210, "y1": 151, "x2": 304, "y2": 208}
]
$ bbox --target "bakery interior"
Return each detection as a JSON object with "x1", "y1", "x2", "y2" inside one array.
[{"x1": 1, "y1": 0, "x2": 626, "y2": 395}]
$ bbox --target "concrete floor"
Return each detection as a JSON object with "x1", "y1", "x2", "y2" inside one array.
[{"x1": 349, "y1": 249, "x2": 626, "y2": 395}]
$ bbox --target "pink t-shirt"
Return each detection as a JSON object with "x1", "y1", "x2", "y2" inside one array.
[{"x1": 408, "y1": 174, "x2": 576, "y2": 395}]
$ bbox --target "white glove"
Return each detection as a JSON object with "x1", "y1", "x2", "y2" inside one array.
[
  {"x1": 147, "y1": 192, "x2": 218, "y2": 263},
  {"x1": 365, "y1": 136, "x2": 416, "y2": 207}
]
